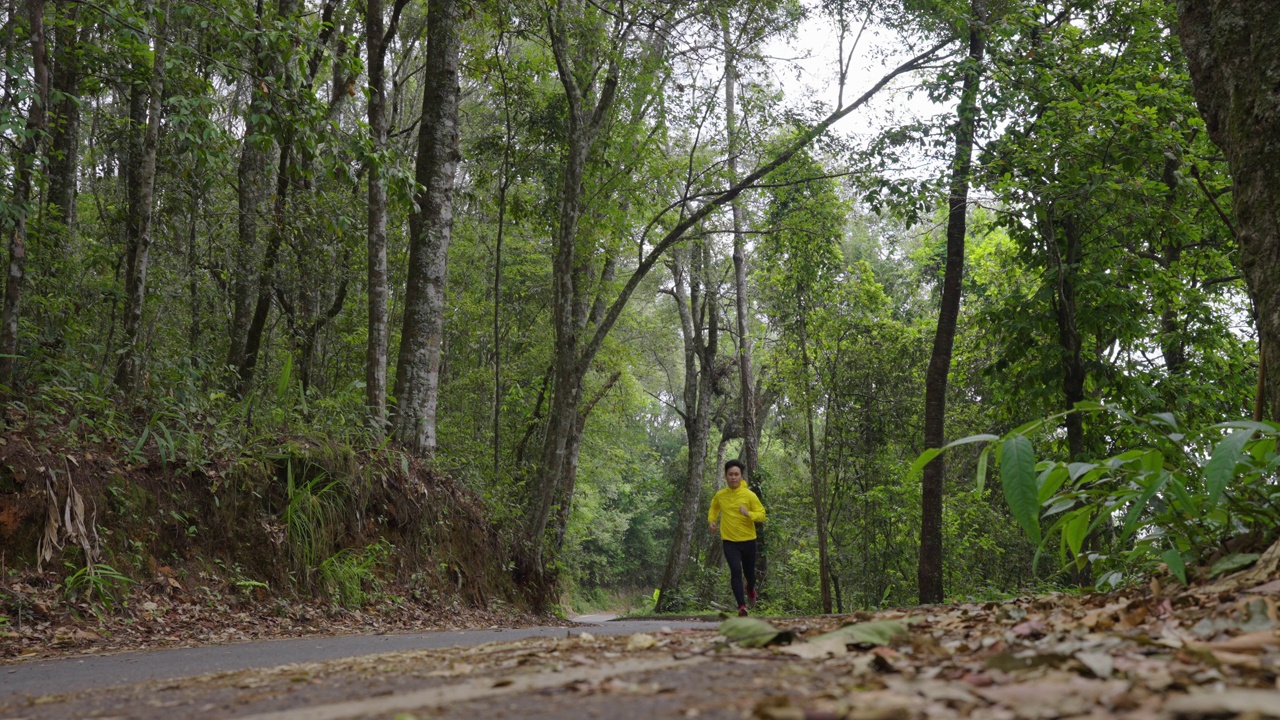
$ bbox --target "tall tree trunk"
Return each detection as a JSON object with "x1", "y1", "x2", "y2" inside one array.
[
  {"x1": 1176, "y1": 1, "x2": 1280, "y2": 421},
  {"x1": 799, "y1": 322, "x2": 831, "y2": 613},
  {"x1": 115, "y1": 0, "x2": 171, "y2": 393},
  {"x1": 918, "y1": 0, "x2": 985, "y2": 605},
  {"x1": 0, "y1": 0, "x2": 49, "y2": 388},
  {"x1": 391, "y1": 0, "x2": 461, "y2": 453},
  {"x1": 44, "y1": 0, "x2": 81, "y2": 249},
  {"x1": 186, "y1": 192, "x2": 201, "y2": 360},
  {"x1": 364, "y1": 0, "x2": 389, "y2": 430},
  {"x1": 228, "y1": 0, "x2": 274, "y2": 378},
  {"x1": 1044, "y1": 209, "x2": 1085, "y2": 459},
  {"x1": 235, "y1": 130, "x2": 292, "y2": 394},
  {"x1": 722, "y1": 13, "x2": 766, "y2": 586},
  {"x1": 657, "y1": 241, "x2": 719, "y2": 612},
  {"x1": 525, "y1": 4, "x2": 621, "y2": 554}
]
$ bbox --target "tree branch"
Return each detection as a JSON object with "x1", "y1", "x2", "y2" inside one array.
[{"x1": 577, "y1": 38, "x2": 954, "y2": 373}]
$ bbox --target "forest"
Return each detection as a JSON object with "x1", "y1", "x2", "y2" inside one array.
[{"x1": 0, "y1": 0, "x2": 1277, "y2": 626}]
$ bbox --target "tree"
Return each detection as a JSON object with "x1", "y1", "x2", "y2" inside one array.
[
  {"x1": 759, "y1": 148, "x2": 847, "y2": 613},
  {"x1": 522, "y1": 0, "x2": 949, "y2": 564},
  {"x1": 391, "y1": 0, "x2": 461, "y2": 453},
  {"x1": 0, "y1": 0, "x2": 49, "y2": 387},
  {"x1": 919, "y1": 0, "x2": 986, "y2": 604},
  {"x1": 1175, "y1": 0, "x2": 1280, "y2": 421},
  {"x1": 115, "y1": 0, "x2": 173, "y2": 392},
  {"x1": 655, "y1": 238, "x2": 719, "y2": 612},
  {"x1": 363, "y1": 0, "x2": 407, "y2": 430}
]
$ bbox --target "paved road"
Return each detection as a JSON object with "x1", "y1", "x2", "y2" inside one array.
[{"x1": 0, "y1": 616, "x2": 713, "y2": 699}]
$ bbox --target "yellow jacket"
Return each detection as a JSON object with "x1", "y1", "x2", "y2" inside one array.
[{"x1": 708, "y1": 484, "x2": 766, "y2": 541}]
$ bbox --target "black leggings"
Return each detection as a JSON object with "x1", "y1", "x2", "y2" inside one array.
[{"x1": 722, "y1": 539, "x2": 757, "y2": 607}]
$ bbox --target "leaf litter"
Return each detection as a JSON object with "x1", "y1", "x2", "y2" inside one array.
[{"x1": 3, "y1": 540, "x2": 1279, "y2": 720}]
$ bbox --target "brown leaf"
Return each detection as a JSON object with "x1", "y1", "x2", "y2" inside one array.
[
  {"x1": 1163, "y1": 689, "x2": 1280, "y2": 718},
  {"x1": 974, "y1": 675, "x2": 1130, "y2": 719},
  {"x1": 1012, "y1": 619, "x2": 1049, "y2": 638},
  {"x1": 1197, "y1": 630, "x2": 1280, "y2": 653}
]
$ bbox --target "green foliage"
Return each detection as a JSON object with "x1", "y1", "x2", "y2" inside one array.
[
  {"x1": 63, "y1": 563, "x2": 135, "y2": 610},
  {"x1": 320, "y1": 542, "x2": 391, "y2": 609},
  {"x1": 930, "y1": 405, "x2": 1280, "y2": 589}
]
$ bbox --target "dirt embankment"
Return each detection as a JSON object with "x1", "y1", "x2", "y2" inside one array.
[{"x1": 0, "y1": 401, "x2": 548, "y2": 661}]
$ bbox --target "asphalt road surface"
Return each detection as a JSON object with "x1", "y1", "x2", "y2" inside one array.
[{"x1": 1, "y1": 615, "x2": 713, "y2": 699}]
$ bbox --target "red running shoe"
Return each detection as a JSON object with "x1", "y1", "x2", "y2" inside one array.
[
  {"x1": 747, "y1": 588, "x2": 757, "y2": 606},
  {"x1": 738, "y1": 605, "x2": 749, "y2": 617}
]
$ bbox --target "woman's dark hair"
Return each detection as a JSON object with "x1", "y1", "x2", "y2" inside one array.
[{"x1": 724, "y1": 459, "x2": 746, "y2": 474}]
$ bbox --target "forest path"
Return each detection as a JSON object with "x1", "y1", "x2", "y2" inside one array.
[{"x1": 0, "y1": 617, "x2": 710, "y2": 700}]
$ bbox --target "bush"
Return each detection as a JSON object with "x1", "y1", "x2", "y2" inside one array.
[{"x1": 918, "y1": 403, "x2": 1280, "y2": 589}]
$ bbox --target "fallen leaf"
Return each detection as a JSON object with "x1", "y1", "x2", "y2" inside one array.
[
  {"x1": 1074, "y1": 650, "x2": 1114, "y2": 679},
  {"x1": 1244, "y1": 579, "x2": 1280, "y2": 595},
  {"x1": 779, "y1": 636, "x2": 848, "y2": 660},
  {"x1": 721, "y1": 617, "x2": 790, "y2": 648},
  {"x1": 1012, "y1": 619, "x2": 1049, "y2": 638},
  {"x1": 1163, "y1": 688, "x2": 1280, "y2": 718},
  {"x1": 809, "y1": 620, "x2": 907, "y2": 647},
  {"x1": 975, "y1": 675, "x2": 1130, "y2": 719},
  {"x1": 1197, "y1": 629, "x2": 1280, "y2": 653},
  {"x1": 626, "y1": 633, "x2": 658, "y2": 651},
  {"x1": 1210, "y1": 553, "x2": 1263, "y2": 579}
]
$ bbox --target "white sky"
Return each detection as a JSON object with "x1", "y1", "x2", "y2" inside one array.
[{"x1": 764, "y1": 11, "x2": 947, "y2": 142}]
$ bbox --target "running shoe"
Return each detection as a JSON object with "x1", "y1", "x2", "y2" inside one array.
[{"x1": 738, "y1": 605, "x2": 748, "y2": 616}]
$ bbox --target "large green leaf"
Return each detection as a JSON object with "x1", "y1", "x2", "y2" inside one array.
[
  {"x1": 909, "y1": 434, "x2": 1000, "y2": 478},
  {"x1": 975, "y1": 445, "x2": 990, "y2": 495},
  {"x1": 719, "y1": 617, "x2": 789, "y2": 648},
  {"x1": 1161, "y1": 549, "x2": 1187, "y2": 586},
  {"x1": 1001, "y1": 435, "x2": 1040, "y2": 545},
  {"x1": 1209, "y1": 553, "x2": 1261, "y2": 578},
  {"x1": 1065, "y1": 509, "x2": 1090, "y2": 563},
  {"x1": 1121, "y1": 471, "x2": 1168, "y2": 542},
  {"x1": 1205, "y1": 427, "x2": 1253, "y2": 503},
  {"x1": 810, "y1": 620, "x2": 907, "y2": 647}
]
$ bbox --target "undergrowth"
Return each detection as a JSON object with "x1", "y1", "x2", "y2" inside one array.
[{"x1": 0, "y1": 358, "x2": 537, "y2": 615}]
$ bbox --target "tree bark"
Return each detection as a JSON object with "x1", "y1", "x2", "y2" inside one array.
[
  {"x1": 1044, "y1": 209, "x2": 1085, "y2": 459},
  {"x1": 364, "y1": 0, "x2": 390, "y2": 430},
  {"x1": 391, "y1": 0, "x2": 461, "y2": 453},
  {"x1": 1176, "y1": 0, "x2": 1280, "y2": 421},
  {"x1": 656, "y1": 240, "x2": 719, "y2": 612},
  {"x1": 799, "y1": 320, "x2": 831, "y2": 613},
  {"x1": 919, "y1": 0, "x2": 985, "y2": 605},
  {"x1": 115, "y1": 0, "x2": 171, "y2": 393},
  {"x1": 0, "y1": 0, "x2": 49, "y2": 388},
  {"x1": 722, "y1": 12, "x2": 766, "y2": 587},
  {"x1": 44, "y1": 0, "x2": 81, "y2": 247},
  {"x1": 228, "y1": 0, "x2": 274, "y2": 378}
]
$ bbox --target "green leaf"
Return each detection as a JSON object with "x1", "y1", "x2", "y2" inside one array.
[
  {"x1": 1210, "y1": 420, "x2": 1278, "y2": 433},
  {"x1": 719, "y1": 617, "x2": 788, "y2": 648},
  {"x1": 1036, "y1": 466, "x2": 1068, "y2": 504},
  {"x1": 1209, "y1": 553, "x2": 1261, "y2": 578},
  {"x1": 975, "y1": 446, "x2": 990, "y2": 494},
  {"x1": 1001, "y1": 435, "x2": 1040, "y2": 545},
  {"x1": 276, "y1": 354, "x2": 294, "y2": 404},
  {"x1": 1072, "y1": 400, "x2": 1108, "y2": 412},
  {"x1": 1121, "y1": 472, "x2": 1168, "y2": 542},
  {"x1": 1205, "y1": 427, "x2": 1253, "y2": 503},
  {"x1": 1065, "y1": 509, "x2": 1090, "y2": 564},
  {"x1": 810, "y1": 620, "x2": 907, "y2": 647},
  {"x1": 1161, "y1": 549, "x2": 1187, "y2": 586},
  {"x1": 909, "y1": 434, "x2": 999, "y2": 478}
]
